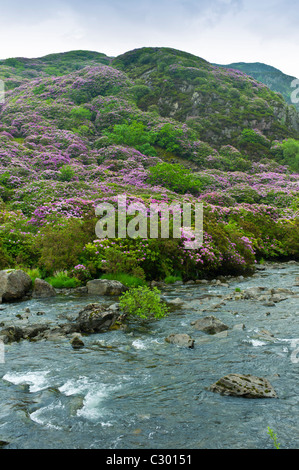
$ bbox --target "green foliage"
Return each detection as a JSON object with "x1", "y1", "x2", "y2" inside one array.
[
  {"x1": 45, "y1": 272, "x2": 81, "y2": 288},
  {"x1": 36, "y1": 218, "x2": 94, "y2": 275},
  {"x1": 148, "y1": 162, "x2": 203, "y2": 194},
  {"x1": 164, "y1": 275, "x2": 182, "y2": 284},
  {"x1": 103, "y1": 120, "x2": 157, "y2": 156},
  {"x1": 24, "y1": 268, "x2": 42, "y2": 283},
  {"x1": 267, "y1": 427, "x2": 281, "y2": 449},
  {"x1": 239, "y1": 128, "x2": 271, "y2": 149},
  {"x1": 70, "y1": 106, "x2": 92, "y2": 122},
  {"x1": 119, "y1": 286, "x2": 169, "y2": 320},
  {"x1": 59, "y1": 165, "x2": 75, "y2": 182},
  {"x1": 280, "y1": 138, "x2": 299, "y2": 171},
  {"x1": 101, "y1": 272, "x2": 146, "y2": 288}
]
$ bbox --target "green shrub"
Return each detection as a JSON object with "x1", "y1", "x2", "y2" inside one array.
[
  {"x1": 59, "y1": 165, "x2": 75, "y2": 182},
  {"x1": 148, "y1": 162, "x2": 202, "y2": 194},
  {"x1": 119, "y1": 286, "x2": 169, "y2": 320},
  {"x1": 103, "y1": 120, "x2": 157, "y2": 156},
  {"x1": 281, "y1": 138, "x2": 299, "y2": 171}
]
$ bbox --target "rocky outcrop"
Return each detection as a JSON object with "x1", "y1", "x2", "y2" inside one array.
[
  {"x1": 87, "y1": 279, "x2": 127, "y2": 296},
  {"x1": 209, "y1": 373, "x2": 277, "y2": 398},
  {"x1": 165, "y1": 333, "x2": 195, "y2": 348},
  {"x1": 0, "y1": 270, "x2": 32, "y2": 303},
  {"x1": 32, "y1": 279, "x2": 56, "y2": 298},
  {"x1": 191, "y1": 316, "x2": 229, "y2": 335}
]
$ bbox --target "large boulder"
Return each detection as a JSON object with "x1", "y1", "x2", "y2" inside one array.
[
  {"x1": 0, "y1": 270, "x2": 32, "y2": 302},
  {"x1": 209, "y1": 373, "x2": 277, "y2": 398},
  {"x1": 87, "y1": 279, "x2": 127, "y2": 296},
  {"x1": 32, "y1": 279, "x2": 56, "y2": 298},
  {"x1": 75, "y1": 303, "x2": 120, "y2": 333},
  {"x1": 191, "y1": 316, "x2": 229, "y2": 335}
]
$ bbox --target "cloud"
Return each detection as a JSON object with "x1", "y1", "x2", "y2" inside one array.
[{"x1": 0, "y1": 0, "x2": 298, "y2": 77}]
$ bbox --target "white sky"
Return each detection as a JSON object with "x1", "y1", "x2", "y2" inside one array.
[{"x1": 0, "y1": 0, "x2": 298, "y2": 78}]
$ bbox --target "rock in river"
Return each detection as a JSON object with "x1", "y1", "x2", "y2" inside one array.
[
  {"x1": 75, "y1": 303, "x2": 120, "y2": 333},
  {"x1": 209, "y1": 373, "x2": 277, "y2": 398},
  {"x1": 87, "y1": 279, "x2": 127, "y2": 296},
  {"x1": 191, "y1": 315, "x2": 229, "y2": 335},
  {"x1": 165, "y1": 333, "x2": 195, "y2": 348}
]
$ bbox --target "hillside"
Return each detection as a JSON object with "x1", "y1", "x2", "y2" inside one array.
[
  {"x1": 0, "y1": 50, "x2": 112, "y2": 90},
  {"x1": 112, "y1": 48, "x2": 299, "y2": 146},
  {"x1": 218, "y1": 62, "x2": 299, "y2": 112},
  {"x1": 0, "y1": 47, "x2": 298, "y2": 283}
]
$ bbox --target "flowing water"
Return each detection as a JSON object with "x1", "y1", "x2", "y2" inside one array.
[{"x1": 0, "y1": 262, "x2": 298, "y2": 449}]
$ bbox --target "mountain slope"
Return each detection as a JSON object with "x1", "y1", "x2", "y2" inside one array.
[
  {"x1": 112, "y1": 48, "x2": 299, "y2": 147},
  {"x1": 0, "y1": 47, "x2": 298, "y2": 278},
  {"x1": 218, "y1": 62, "x2": 299, "y2": 111},
  {"x1": 0, "y1": 50, "x2": 112, "y2": 90}
]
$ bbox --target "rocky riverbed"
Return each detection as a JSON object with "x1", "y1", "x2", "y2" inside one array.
[{"x1": 0, "y1": 261, "x2": 298, "y2": 449}]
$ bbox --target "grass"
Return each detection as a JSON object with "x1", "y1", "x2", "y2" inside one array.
[
  {"x1": 164, "y1": 275, "x2": 183, "y2": 284},
  {"x1": 45, "y1": 272, "x2": 81, "y2": 288},
  {"x1": 101, "y1": 272, "x2": 146, "y2": 288},
  {"x1": 23, "y1": 268, "x2": 42, "y2": 283}
]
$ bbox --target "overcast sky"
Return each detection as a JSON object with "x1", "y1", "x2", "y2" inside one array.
[{"x1": 0, "y1": 0, "x2": 298, "y2": 77}]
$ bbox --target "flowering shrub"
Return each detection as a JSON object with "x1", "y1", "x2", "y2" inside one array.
[{"x1": 70, "y1": 264, "x2": 93, "y2": 283}]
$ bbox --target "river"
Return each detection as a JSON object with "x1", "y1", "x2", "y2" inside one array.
[{"x1": 0, "y1": 261, "x2": 298, "y2": 449}]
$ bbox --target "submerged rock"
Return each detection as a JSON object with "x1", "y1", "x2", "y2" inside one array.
[
  {"x1": 165, "y1": 333, "x2": 195, "y2": 348},
  {"x1": 167, "y1": 297, "x2": 185, "y2": 306},
  {"x1": 0, "y1": 269, "x2": 32, "y2": 303},
  {"x1": 209, "y1": 373, "x2": 277, "y2": 398},
  {"x1": 70, "y1": 335, "x2": 85, "y2": 350},
  {"x1": 191, "y1": 316, "x2": 229, "y2": 335}
]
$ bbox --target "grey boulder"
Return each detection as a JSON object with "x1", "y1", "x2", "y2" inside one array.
[
  {"x1": 165, "y1": 333, "x2": 195, "y2": 348},
  {"x1": 191, "y1": 315, "x2": 229, "y2": 335},
  {"x1": 0, "y1": 270, "x2": 32, "y2": 302},
  {"x1": 87, "y1": 279, "x2": 127, "y2": 296},
  {"x1": 209, "y1": 373, "x2": 277, "y2": 398},
  {"x1": 32, "y1": 279, "x2": 56, "y2": 298}
]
